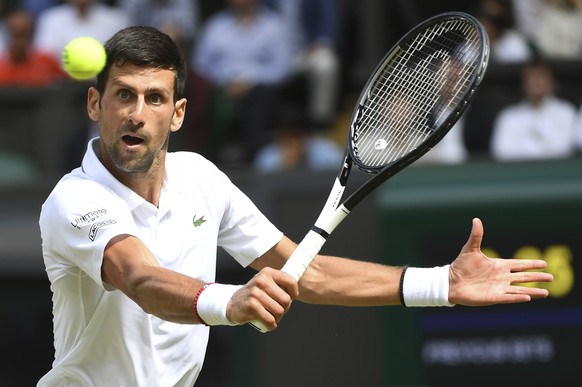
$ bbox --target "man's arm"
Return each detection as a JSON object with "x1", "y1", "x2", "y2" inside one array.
[
  {"x1": 251, "y1": 236, "x2": 403, "y2": 306},
  {"x1": 102, "y1": 234, "x2": 204, "y2": 324},
  {"x1": 252, "y1": 218, "x2": 552, "y2": 309},
  {"x1": 101, "y1": 234, "x2": 298, "y2": 327}
]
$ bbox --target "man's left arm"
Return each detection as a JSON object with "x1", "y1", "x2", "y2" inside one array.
[{"x1": 252, "y1": 218, "x2": 553, "y2": 308}]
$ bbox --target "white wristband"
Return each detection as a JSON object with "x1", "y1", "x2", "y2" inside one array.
[
  {"x1": 196, "y1": 284, "x2": 243, "y2": 326},
  {"x1": 402, "y1": 265, "x2": 455, "y2": 307}
]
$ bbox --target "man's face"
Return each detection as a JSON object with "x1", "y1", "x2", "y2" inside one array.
[
  {"x1": 88, "y1": 63, "x2": 186, "y2": 176},
  {"x1": 522, "y1": 66, "x2": 554, "y2": 104}
]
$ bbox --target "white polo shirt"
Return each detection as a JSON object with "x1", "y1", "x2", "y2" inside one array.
[{"x1": 38, "y1": 138, "x2": 283, "y2": 387}]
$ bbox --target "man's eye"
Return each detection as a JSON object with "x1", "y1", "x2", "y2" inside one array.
[
  {"x1": 150, "y1": 94, "x2": 163, "y2": 104},
  {"x1": 118, "y1": 90, "x2": 131, "y2": 100}
]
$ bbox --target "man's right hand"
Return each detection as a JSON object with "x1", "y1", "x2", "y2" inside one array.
[{"x1": 226, "y1": 267, "x2": 299, "y2": 331}]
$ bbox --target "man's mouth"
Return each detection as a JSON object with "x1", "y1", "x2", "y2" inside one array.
[{"x1": 122, "y1": 135, "x2": 144, "y2": 147}]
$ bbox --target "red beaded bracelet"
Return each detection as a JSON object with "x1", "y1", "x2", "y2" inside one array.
[{"x1": 193, "y1": 284, "x2": 211, "y2": 326}]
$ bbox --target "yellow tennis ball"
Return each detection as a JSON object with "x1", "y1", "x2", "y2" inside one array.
[{"x1": 62, "y1": 37, "x2": 107, "y2": 80}]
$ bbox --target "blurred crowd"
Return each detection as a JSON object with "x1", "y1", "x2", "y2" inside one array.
[{"x1": 1, "y1": 0, "x2": 582, "y2": 178}]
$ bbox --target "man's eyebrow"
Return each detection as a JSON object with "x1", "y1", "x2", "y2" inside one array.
[{"x1": 110, "y1": 79, "x2": 171, "y2": 95}]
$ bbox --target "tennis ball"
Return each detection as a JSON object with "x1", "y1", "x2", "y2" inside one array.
[{"x1": 62, "y1": 37, "x2": 107, "y2": 80}]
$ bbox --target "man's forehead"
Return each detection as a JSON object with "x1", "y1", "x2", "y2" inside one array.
[{"x1": 107, "y1": 63, "x2": 175, "y2": 92}]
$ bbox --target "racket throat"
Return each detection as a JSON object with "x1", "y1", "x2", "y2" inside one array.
[
  {"x1": 313, "y1": 204, "x2": 350, "y2": 237},
  {"x1": 311, "y1": 225, "x2": 330, "y2": 239}
]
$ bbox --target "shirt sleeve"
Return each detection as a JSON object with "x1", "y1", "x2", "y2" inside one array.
[
  {"x1": 215, "y1": 172, "x2": 283, "y2": 267},
  {"x1": 40, "y1": 178, "x2": 140, "y2": 288}
]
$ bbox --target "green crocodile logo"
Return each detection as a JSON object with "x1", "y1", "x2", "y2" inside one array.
[{"x1": 193, "y1": 214, "x2": 207, "y2": 227}]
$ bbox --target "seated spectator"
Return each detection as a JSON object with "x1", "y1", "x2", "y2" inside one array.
[
  {"x1": 0, "y1": 9, "x2": 66, "y2": 87},
  {"x1": 575, "y1": 102, "x2": 582, "y2": 152},
  {"x1": 511, "y1": 0, "x2": 544, "y2": 47},
  {"x1": 264, "y1": 0, "x2": 341, "y2": 130},
  {"x1": 535, "y1": 0, "x2": 582, "y2": 59},
  {"x1": 0, "y1": 3, "x2": 8, "y2": 53},
  {"x1": 416, "y1": 118, "x2": 468, "y2": 165},
  {"x1": 116, "y1": 0, "x2": 198, "y2": 52},
  {"x1": 477, "y1": 0, "x2": 533, "y2": 63},
  {"x1": 20, "y1": 0, "x2": 60, "y2": 20},
  {"x1": 192, "y1": 0, "x2": 292, "y2": 163},
  {"x1": 33, "y1": 0, "x2": 129, "y2": 61},
  {"x1": 254, "y1": 101, "x2": 343, "y2": 173},
  {"x1": 490, "y1": 59, "x2": 578, "y2": 161}
]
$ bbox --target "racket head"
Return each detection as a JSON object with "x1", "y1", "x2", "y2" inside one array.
[{"x1": 348, "y1": 11, "x2": 489, "y2": 175}]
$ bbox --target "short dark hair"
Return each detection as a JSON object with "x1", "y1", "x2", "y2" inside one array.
[{"x1": 96, "y1": 26, "x2": 187, "y2": 101}]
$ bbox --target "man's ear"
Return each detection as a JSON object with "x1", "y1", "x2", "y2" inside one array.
[
  {"x1": 170, "y1": 98, "x2": 187, "y2": 133},
  {"x1": 87, "y1": 87, "x2": 100, "y2": 122}
]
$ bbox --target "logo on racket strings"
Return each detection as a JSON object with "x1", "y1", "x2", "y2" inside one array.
[{"x1": 374, "y1": 139, "x2": 388, "y2": 151}]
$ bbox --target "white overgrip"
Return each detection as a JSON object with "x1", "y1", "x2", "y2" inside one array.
[
  {"x1": 281, "y1": 230, "x2": 327, "y2": 280},
  {"x1": 249, "y1": 230, "x2": 327, "y2": 333},
  {"x1": 249, "y1": 185, "x2": 350, "y2": 333}
]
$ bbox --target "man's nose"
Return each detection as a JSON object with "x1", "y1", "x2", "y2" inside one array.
[{"x1": 128, "y1": 97, "x2": 145, "y2": 125}]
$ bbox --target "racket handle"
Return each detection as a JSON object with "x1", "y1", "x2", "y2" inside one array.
[
  {"x1": 249, "y1": 230, "x2": 326, "y2": 333},
  {"x1": 281, "y1": 229, "x2": 326, "y2": 280}
]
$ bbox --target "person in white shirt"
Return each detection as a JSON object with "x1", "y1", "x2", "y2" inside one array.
[
  {"x1": 575, "y1": 103, "x2": 582, "y2": 151},
  {"x1": 38, "y1": 26, "x2": 553, "y2": 386},
  {"x1": 415, "y1": 118, "x2": 468, "y2": 165},
  {"x1": 264, "y1": 0, "x2": 341, "y2": 130},
  {"x1": 491, "y1": 59, "x2": 578, "y2": 161},
  {"x1": 477, "y1": 0, "x2": 533, "y2": 64},
  {"x1": 254, "y1": 100, "x2": 343, "y2": 172},
  {"x1": 116, "y1": 0, "x2": 198, "y2": 49},
  {"x1": 192, "y1": 0, "x2": 291, "y2": 161},
  {"x1": 33, "y1": 0, "x2": 129, "y2": 61}
]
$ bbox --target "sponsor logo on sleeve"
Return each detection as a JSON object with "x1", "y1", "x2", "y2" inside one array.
[
  {"x1": 88, "y1": 220, "x2": 117, "y2": 241},
  {"x1": 71, "y1": 209, "x2": 108, "y2": 229}
]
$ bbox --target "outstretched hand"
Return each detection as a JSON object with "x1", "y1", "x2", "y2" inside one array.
[{"x1": 448, "y1": 218, "x2": 553, "y2": 306}]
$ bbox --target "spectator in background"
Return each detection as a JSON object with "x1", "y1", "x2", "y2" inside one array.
[
  {"x1": 116, "y1": 0, "x2": 198, "y2": 52},
  {"x1": 511, "y1": 0, "x2": 544, "y2": 47},
  {"x1": 0, "y1": 9, "x2": 66, "y2": 87},
  {"x1": 514, "y1": 0, "x2": 582, "y2": 59},
  {"x1": 535, "y1": 0, "x2": 582, "y2": 59},
  {"x1": 33, "y1": 0, "x2": 129, "y2": 61},
  {"x1": 477, "y1": 0, "x2": 533, "y2": 63},
  {"x1": 0, "y1": 3, "x2": 7, "y2": 53},
  {"x1": 254, "y1": 98, "x2": 343, "y2": 173},
  {"x1": 490, "y1": 59, "x2": 578, "y2": 161},
  {"x1": 192, "y1": 0, "x2": 291, "y2": 164},
  {"x1": 416, "y1": 118, "x2": 468, "y2": 165},
  {"x1": 575, "y1": 103, "x2": 582, "y2": 152},
  {"x1": 264, "y1": 0, "x2": 341, "y2": 131},
  {"x1": 20, "y1": 0, "x2": 60, "y2": 20}
]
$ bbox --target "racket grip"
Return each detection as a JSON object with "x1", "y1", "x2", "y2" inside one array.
[
  {"x1": 281, "y1": 230, "x2": 326, "y2": 280},
  {"x1": 249, "y1": 230, "x2": 326, "y2": 333}
]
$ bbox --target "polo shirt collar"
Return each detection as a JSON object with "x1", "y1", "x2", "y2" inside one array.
[{"x1": 81, "y1": 137, "x2": 159, "y2": 212}]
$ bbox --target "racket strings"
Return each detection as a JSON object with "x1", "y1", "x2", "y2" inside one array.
[{"x1": 353, "y1": 19, "x2": 482, "y2": 168}]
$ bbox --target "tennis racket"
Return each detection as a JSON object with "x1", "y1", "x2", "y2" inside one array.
[{"x1": 250, "y1": 11, "x2": 489, "y2": 332}]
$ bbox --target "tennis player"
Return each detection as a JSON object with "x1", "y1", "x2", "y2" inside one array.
[{"x1": 38, "y1": 26, "x2": 552, "y2": 386}]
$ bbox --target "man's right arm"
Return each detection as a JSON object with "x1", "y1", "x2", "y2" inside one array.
[{"x1": 101, "y1": 234, "x2": 298, "y2": 329}]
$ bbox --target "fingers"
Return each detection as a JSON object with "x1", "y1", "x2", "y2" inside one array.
[
  {"x1": 495, "y1": 285, "x2": 550, "y2": 304},
  {"x1": 509, "y1": 269, "x2": 553, "y2": 284},
  {"x1": 509, "y1": 258, "x2": 548, "y2": 272},
  {"x1": 491, "y1": 265, "x2": 553, "y2": 304},
  {"x1": 238, "y1": 268, "x2": 299, "y2": 331}
]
